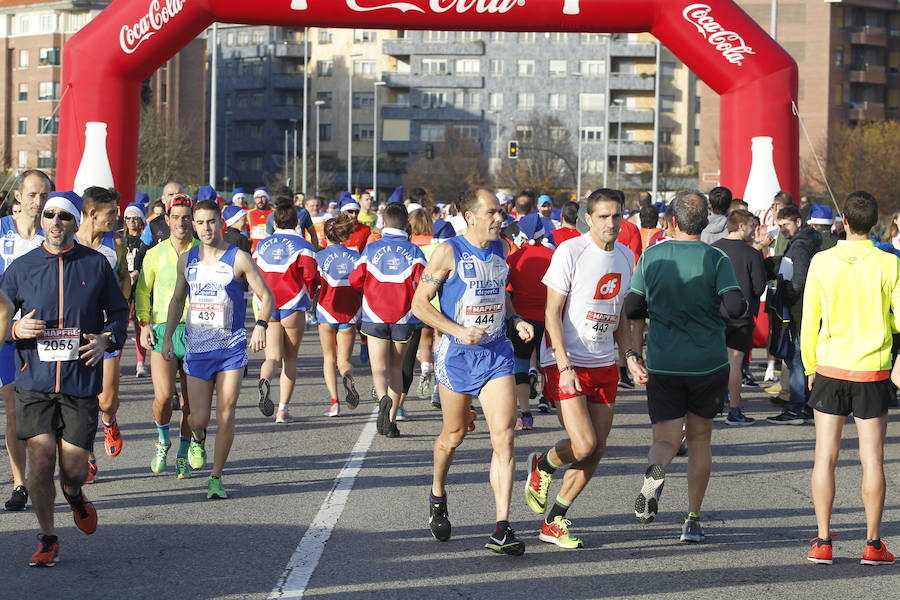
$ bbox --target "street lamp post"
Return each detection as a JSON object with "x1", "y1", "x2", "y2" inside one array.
[
  {"x1": 347, "y1": 52, "x2": 362, "y2": 194},
  {"x1": 613, "y1": 98, "x2": 624, "y2": 188},
  {"x1": 573, "y1": 71, "x2": 583, "y2": 201},
  {"x1": 373, "y1": 80, "x2": 386, "y2": 202},
  {"x1": 301, "y1": 26, "x2": 309, "y2": 194},
  {"x1": 224, "y1": 110, "x2": 232, "y2": 192},
  {"x1": 315, "y1": 99, "x2": 324, "y2": 197},
  {"x1": 488, "y1": 109, "x2": 501, "y2": 177},
  {"x1": 291, "y1": 118, "x2": 298, "y2": 190}
]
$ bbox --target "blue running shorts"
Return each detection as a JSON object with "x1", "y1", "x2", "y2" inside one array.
[
  {"x1": 434, "y1": 335, "x2": 514, "y2": 396},
  {"x1": 272, "y1": 307, "x2": 304, "y2": 322},
  {"x1": 184, "y1": 343, "x2": 248, "y2": 381},
  {"x1": 0, "y1": 343, "x2": 16, "y2": 386}
]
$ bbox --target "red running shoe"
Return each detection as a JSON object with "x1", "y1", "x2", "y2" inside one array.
[
  {"x1": 103, "y1": 421, "x2": 123, "y2": 457},
  {"x1": 807, "y1": 537, "x2": 834, "y2": 565},
  {"x1": 861, "y1": 540, "x2": 895, "y2": 566},
  {"x1": 85, "y1": 460, "x2": 98, "y2": 484},
  {"x1": 68, "y1": 492, "x2": 97, "y2": 535},
  {"x1": 28, "y1": 535, "x2": 59, "y2": 568}
]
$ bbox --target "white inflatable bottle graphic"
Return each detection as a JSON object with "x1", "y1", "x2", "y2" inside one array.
[
  {"x1": 73, "y1": 122, "x2": 115, "y2": 196},
  {"x1": 563, "y1": 0, "x2": 581, "y2": 15},
  {"x1": 742, "y1": 136, "x2": 781, "y2": 228},
  {"x1": 290, "y1": 0, "x2": 308, "y2": 9}
]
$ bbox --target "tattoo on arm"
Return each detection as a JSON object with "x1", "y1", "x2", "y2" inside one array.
[{"x1": 421, "y1": 273, "x2": 446, "y2": 286}]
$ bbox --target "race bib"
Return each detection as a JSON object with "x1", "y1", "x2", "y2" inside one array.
[
  {"x1": 38, "y1": 328, "x2": 80, "y2": 362},
  {"x1": 251, "y1": 224, "x2": 267, "y2": 240},
  {"x1": 463, "y1": 303, "x2": 503, "y2": 336},
  {"x1": 580, "y1": 310, "x2": 616, "y2": 344},
  {"x1": 188, "y1": 302, "x2": 225, "y2": 329}
]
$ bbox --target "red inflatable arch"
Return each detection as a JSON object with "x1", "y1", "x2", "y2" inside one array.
[{"x1": 57, "y1": 0, "x2": 797, "y2": 223}]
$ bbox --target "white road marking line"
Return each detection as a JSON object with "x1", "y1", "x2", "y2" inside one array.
[{"x1": 269, "y1": 406, "x2": 379, "y2": 599}]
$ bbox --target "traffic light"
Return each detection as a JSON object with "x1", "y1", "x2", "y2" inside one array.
[
  {"x1": 507, "y1": 140, "x2": 519, "y2": 159},
  {"x1": 425, "y1": 143, "x2": 435, "y2": 160}
]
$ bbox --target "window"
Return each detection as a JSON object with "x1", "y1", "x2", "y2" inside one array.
[
  {"x1": 38, "y1": 150, "x2": 55, "y2": 169},
  {"x1": 421, "y1": 124, "x2": 446, "y2": 142},
  {"x1": 317, "y1": 60, "x2": 333, "y2": 76},
  {"x1": 517, "y1": 60, "x2": 535, "y2": 77},
  {"x1": 318, "y1": 29, "x2": 332, "y2": 44},
  {"x1": 424, "y1": 31, "x2": 449, "y2": 42},
  {"x1": 660, "y1": 94, "x2": 675, "y2": 112},
  {"x1": 39, "y1": 82, "x2": 60, "y2": 101},
  {"x1": 489, "y1": 92, "x2": 503, "y2": 110},
  {"x1": 18, "y1": 16, "x2": 30, "y2": 35},
  {"x1": 17, "y1": 118, "x2": 27, "y2": 135},
  {"x1": 581, "y1": 127, "x2": 604, "y2": 143},
  {"x1": 661, "y1": 61, "x2": 676, "y2": 78},
  {"x1": 421, "y1": 91, "x2": 447, "y2": 108},
  {"x1": 515, "y1": 125, "x2": 533, "y2": 142},
  {"x1": 353, "y1": 61, "x2": 375, "y2": 76},
  {"x1": 550, "y1": 32, "x2": 568, "y2": 43},
  {"x1": 581, "y1": 33, "x2": 605, "y2": 44},
  {"x1": 549, "y1": 60, "x2": 567, "y2": 77},
  {"x1": 454, "y1": 125, "x2": 479, "y2": 140},
  {"x1": 17, "y1": 151, "x2": 27, "y2": 169},
  {"x1": 252, "y1": 30, "x2": 265, "y2": 44},
  {"x1": 252, "y1": 93, "x2": 264, "y2": 107},
  {"x1": 354, "y1": 29, "x2": 377, "y2": 43},
  {"x1": 319, "y1": 123, "x2": 332, "y2": 141},
  {"x1": 579, "y1": 93, "x2": 605, "y2": 110},
  {"x1": 458, "y1": 31, "x2": 482, "y2": 42},
  {"x1": 454, "y1": 91, "x2": 480, "y2": 108},
  {"x1": 39, "y1": 48, "x2": 60, "y2": 66},
  {"x1": 226, "y1": 32, "x2": 234, "y2": 46},
  {"x1": 579, "y1": 60, "x2": 605, "y2": 76},
  {"x1": 519, "y1": 32, "x2": 537, "y2": 43},
  {"x1": 517, "y1": 92, "x2": 534, "y2": 110},
  {"x1": 660, "y1": 130, "x2": 673, "y2": 144},
  {"x1": 422, "y1": 58, "x2": 448, "y2": 75},
  {"x1": 549, "y1": 93, "x2": 567, "y2": 110},
  {"x1": 490, "y1": 59, "x2": 504, "y2": 76},
  {"x1": 237, "y1": 31, "x2": 250, "y2": 45},
  {"x1": 490, "y1": 31, "x2": 505, "y2": 42},
  {"x1": 38, "y1": 117, "x2": 58, "y2": 135},
  {"x1": 583, "y1": 159, "x2": 604, "y2": 174},
  {"x1": 353, "y1": 92, "x2": 375, "y2": 109},
  {"x1": 694, "y1": 129, "x2": 701, "y2": 146},
  {"x1": 549, "y1": 126, "x2": 567, "y2": 143},
  {"x1": 694, "y1": 96, "x2": 701, "y2": 113},
  {"x1": 352, "y1": 124, "x2": 375, "y2": 141},
  {"x1": 18, "y1": 84, "x2": 27, "y2": 102},
  {"x1": 39, "y1": 14, "x2": 56, "y2": 33},
  {"x1": 455, "y1": 59, "x2": 480, "y2": 75},
  {"x1": 18, "y1": 50, "x2": 29, "y2": 69}
]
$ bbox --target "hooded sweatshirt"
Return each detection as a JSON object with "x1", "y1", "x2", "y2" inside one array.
[{"x1": 700, "y1": 214, "x2": 728, "y2": 245}]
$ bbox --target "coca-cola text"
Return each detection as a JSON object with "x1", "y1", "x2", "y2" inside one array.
[
  {"x1": 682, "y1": 3, "x2": 756, "y2": 66},
  {"x1": 120, "y1": 0, "x2": 188, "y2": 55}
]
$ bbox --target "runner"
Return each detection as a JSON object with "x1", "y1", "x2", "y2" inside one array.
[
  {"x1": 76, "y1": 187, "x2": 131, "y2": 480},
  {"x1": 247, "y1": 187, "x2": 273, "y2": 251},
  {"x1": 316, "y1": 213, "x2": 363, "y2": 417},
  {"x1": 135, "y1": 193, "x2": 198, "y2": 479},
  {"x1": 551, "y1": 201, "x2": 581, "y2": 247},
  {"x1": 624, "y1": 190, "x2": 745, "y2": 543},
  {"x1": 0, "y1": 169, "x2": 51, "y2": 512},
  {"x1": 336, "y1": 194, "x2": 372, "y2": 254},
  {"x1": 412, "y1": 187, "x2": 534, "y2": 555},
  {"x1": 123, "y1": 202, "x2": 150, "y2": 378},
  {"x1": 525, "y1": 188, "x2": 641, "y2": 548},
  {"x1": 162, "y1": 200, "x2": 274, "y2": 499},
  {"x1": 222, "y1": 206, "x2": 250, "y2": 253},
  {"x1": 141, "y1": 181, "x2": 183, "y2": 247},
  {"x1": 349, "y1": 203, "x2": 425, "y2": 438},
  {"x1": 254, "y1": 197, "x2": 319, "y2": 423},
  {"x1": 1, "y1": 190, "x2": 128, "y2": 567}
]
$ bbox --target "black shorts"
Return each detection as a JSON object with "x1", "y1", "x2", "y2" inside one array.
[
  {"x1": 809, "y1": 374, "x2": 892, "y2": 419},
  {"x1": 509, "y1": 319, "x2": 545, "y2": 383},
  {"x1": 16, "y1": 388, "x2": 99, "y2": 450},
  {"x1": 361, "y1": 322, "x2": 416, "y2": 343},
  {"x1": 725, "y1": 323, "x2": 754, "y2": 354},
  {"x1": 646, "y1": 367, "x2": 730, "y2": 424}
]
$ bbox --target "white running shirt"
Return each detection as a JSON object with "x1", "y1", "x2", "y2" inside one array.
[{"x1": 540, "y1": 235, "x2": 634, "y2": 368}]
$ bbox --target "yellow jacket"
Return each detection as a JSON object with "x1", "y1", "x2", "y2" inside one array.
[{"x1": 801, "y1": 240, "x2": 900, "y2": 381}]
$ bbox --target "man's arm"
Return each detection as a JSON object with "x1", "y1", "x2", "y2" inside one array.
[
  {"x1": 0, "y1": 289, "x2": 14, "y2": 343},
  {"x1": 235, "y1": 249, "x2": 273, "y2": 353},
  {"x1": 99, "y1": 260, "x2": 129, "y2": 351},
  {"x1": 115, "y1": 238, "x2": 132, "y2": 299},
  {"x1": 411, "y1": 242, "x2": 483, "y2": 344},
  {"x1": 162, "y1": 253, "x2": 190, "y2": 358},
  {"x1": 800, "y1": 261, "x2": 822, "y2": 376}
]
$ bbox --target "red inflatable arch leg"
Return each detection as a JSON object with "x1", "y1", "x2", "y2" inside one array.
[{"x1": 57, "y1": 0, "x2": 797, "y2": 221}]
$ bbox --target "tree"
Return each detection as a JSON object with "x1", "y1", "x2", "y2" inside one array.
[
  {"x1": 493, "y1": 113, "x2": 577, "y2": 196},
  {"x1": 136, "y1": 106, "x2": 200, "y2": 186},
  {"x1": 403, "y1": 128, "x2": 488, "y2": 204}
]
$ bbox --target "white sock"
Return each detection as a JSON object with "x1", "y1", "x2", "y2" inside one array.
[
  {"x1": 421, "y1": 362, "x2": 432, "y2": 375},
  {"x1": 767, "y1": 359, "x2": 775, "y2": 369},
  {"x1": 278, "y1": 403, "x2": 288, "y2": 412}
]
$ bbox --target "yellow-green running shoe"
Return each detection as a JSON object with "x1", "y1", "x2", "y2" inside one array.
[
  {"x1": 207, "y1": 476, "x2": 227, "y2": 500},
  {"x1": 525, "y1": 452, "x2": 553, "y2": 514},
  {"x1": 175, "y1": 457, "x2": 191, "y2": 479},
  {"x1": 150, "y1": 443, "x2": 170, "y2": 473},
  {"x1": 188, "y1": 438, "x2": 206, "y2": 470},
  {"x1": 539, "y1": 516, "x2": 584, "y2": 549}
]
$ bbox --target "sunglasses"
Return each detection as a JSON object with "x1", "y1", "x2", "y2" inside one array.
[
  {"x1": 124, "y1": 215, "x2": 143, "y2": 220},
  {"x1": 43, "y1": 210, "x2": 75, "y2": 222},
  {"x1": 345, "y1": 209, "x2": 359, "y2": 214}
]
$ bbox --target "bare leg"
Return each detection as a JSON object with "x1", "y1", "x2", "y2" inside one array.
[
  {"x1": 186, "y1": 376, "x2": 215, "y2": 437},
  {"x1": 260, "y1": 322, "x2": 283, "y2": 382},
  {"x1": 1, "y1": 384, "x2": 26, "y2": 488},
  {"x1": 811, "y1": 410, "x2": 844, "y2": 539},
  {"x1": 388, "y1": 341, "x2": 405, "y2": 421},
  {"x1": 26, "y1": 434, "x2": 58, "y2": 536},
  {"x1": 150, "y1": 352, "x2": 177, "y2": 428},
  {"x1": 684, "y1": 413, "x2": 713, "y2": 515},
  {"x1": 211, "y1": 369, "x2": 243, "y2": 478},
  {"x1": 318, "y1": 324, "x2": 339, "y2": 400},
  {"x1": 336, "y1": 327, "x2": 356, "y2": 377},
  {"x1": 432, "y1": 387, "x2": 471, "y2": 497},
  {"x1": 278, "y1": 311, "x2": 305, "y2": 407},
  {"x1": 98, "y1": 354, "x2": 121, "y2": 422},
  {"x1": 727, "y1": 348, "x2": 744, "y2": 410},
  {"x1": 479, "y1": 375, "x2": 518, "y2": 522},
  {"x1": 58, "y1": 438, "x2": 90, "y2": 494},
  {"x1": 556, "y1": 400, "x2": 615, "y2": 503},
  {"x1": 855, "y1": 414, "x2": 887, "y2": 541},
  {"x1": 368, "y1": 337, "x2": 391, "y2": 400}
]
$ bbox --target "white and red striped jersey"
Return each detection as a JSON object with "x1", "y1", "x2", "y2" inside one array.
[
  {"x1": 349, "y1": 228, "x2": 425, "y2": 324},
  {"x1": 253, "y1": 229, "x2": 319, "y2": 312},
  {"x1": 316, "y1": 244, "x2": 363, "y2": 324}
]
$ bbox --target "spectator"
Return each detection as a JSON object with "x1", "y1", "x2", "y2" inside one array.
[
  {"x1": 808, "y1": 205, "x2": 838, "y2": 252},
  {"x1": 552, "y1": 201, "x2": 581, "y2": 247},
  {"x1": 700, "y1": 186, "x2": 731, "y2": 245}
]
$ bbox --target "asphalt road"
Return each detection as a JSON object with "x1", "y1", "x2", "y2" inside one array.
[{"x1": 2, "y1": 337, "x2": 900, "y2": 600}]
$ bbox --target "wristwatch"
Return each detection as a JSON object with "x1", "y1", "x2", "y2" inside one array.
[{"x1": 256, "y1": 319, "x2": 269, "y2": 329}]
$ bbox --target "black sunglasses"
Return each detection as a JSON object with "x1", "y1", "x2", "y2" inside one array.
[{"x1": 43, "y1": 210, "x2": 75, "y2": 222}]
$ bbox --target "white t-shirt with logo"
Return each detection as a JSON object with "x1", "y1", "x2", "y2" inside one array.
[{"x1": 540, "y1": 235, "x2": 634, "y2": 368}]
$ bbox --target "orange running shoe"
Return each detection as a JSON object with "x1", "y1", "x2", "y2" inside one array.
[
  {"x1": 103, "y1": 421, "x2": 123, "y2": 457},
  {"x1": 85, "y1": 460, "x2": 98, "y2": 484},
  {"x1": 467, "y1": 410, "x2": 477, "y2": 432},
  {"x1": 861, "y1": 540, "x2": 895, "y2": 566},
  {"x1": 28, "y1": 535, "x2": 59, "y2": 568},
  {"x1": 68, "y1": 492, "x2": 97, "y2": 535},
  {"x1": 807, "y1": 537, "x2": 834, "y2": 565}
]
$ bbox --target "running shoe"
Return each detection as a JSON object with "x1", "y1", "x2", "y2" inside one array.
[
  {"x1": 767, "y1": 409, "x2": 805, "y2": 425},
  {"x1": 258, "y1": 379, "x2": 274, "y2": 417},
  {"x1": 68, "y1": 491, "x2": 97, "y2": 534},
  {"x1": 431, "y1": 397, "x2": 442, "y2": 410},
  {"x1": 618, "y1": 365, "x2": 635, "y2": 390},
  {"x1": 359, "y1": 344, "x2": 370, "y2": 365},
  {"x1": 807, "y1": 537, "x2": 834, "y2": 565},
  {"x1": 342, "y1": 373, "x2": 360, "y2": 409},
  {"x1": 172, "y1": 389, "x2": 181, "y2": 412},
  {"x1": 429, "y1": 498, "x2": 451, "y2": 541},
  {"x1": 539, "y1": 516, "x2": 584, "y2": 549},
  {"x1": 676, "y1": 438, "x2": 688, "y2": 457},
  {"x1": 29, "y1": 535, "x2": 59, "y2": 568},
  {"x1": 417, "y1": 370, "x2": 433, "y2": 399},
  {"x1": 485, "y1": 524, "x2": 525, "y2": 555},
  {"x1": 135, "y1": 362, "x2": 150, "y2": 378},
  {"x1": 861, "y1": 540, "x2": 895, "y2": 566},
  {"x1": 680, "y1": 513, "x2": 704, "y2": 543},
  {"x1": 207, "y1": 476, "x2": 227, "y2": 500},
  {"x1": 103, "y1": 421, "x2": 123, "y2": 457},
  {"x1": 537, "y1": 397, "x2": 551, "y2": 414},
  {"x1": 395, "y1": 407, "x2": 409, "y2": 422},
  {"x1": 525, "y1": 452, "x2": 552, "y2": 514},
  {"x1": 324, "y1": 401, "x2": 340, "y2": 418},
  {"x1": 741, "y1": 369, "x2": 760, "y2": 388},
  {"x1": 188, "y1": 438, "x2": 206, "y2": 470},
  {"x1": 765, "y1": 383, "x2": 782, "y2": 395},
  {"x1": 175, "y1": 457, "x2": 191, "y2": 480},
  {"x1": 803, "y1": 406, "x2": 815, "y2": 424},
  {"x1": 276, "y1": 409, "x2": 294, "y2": 423},
  {"x1": 770, "y1": 393, "x2": 789, "y2": 406},
  {"x1": 377, "y1": 395, "x2": 391, "y2": 435},
  {"x1": 528, "y1": 368, "x2": 539, "y2": 400},
  {"x1": 467, "y1": 409, "x2": 477, "y2": 433},
  {"x1": 86, "y1": 460, "x2": 98, "y2": 484},
  {"x1": 386, "y1": 422, "x2": 400, "y2": 438},
  {"x1": 150, "y1": 443, "x2": 170, "y2": 473},
  {"x1": 634, "y1": 464, "x2": 666, "y2": 524},
  {"x1": 520, "y1": 413, "x2": 534, "y2": 431},
  {"x1": 725, "y1": 409, "x2": 755, "y2": 426},
  {"x1": 4, "y1": 485, "x2": 28, "y2": 511}
]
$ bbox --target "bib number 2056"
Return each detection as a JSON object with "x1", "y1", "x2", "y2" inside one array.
[{"x1": 38, "y1": 328, "x2": 80, "y2": 362}]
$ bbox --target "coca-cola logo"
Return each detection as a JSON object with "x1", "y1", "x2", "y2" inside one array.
[
  {"x1": 682, "y1": 3, "x2": 756, "y2": 66},
  {"x1": 120, "y1": 0, "x2": 188, "y2": 55},
  {"x1": 291, "y1": 0, "x2": 539, "y2": 14}
]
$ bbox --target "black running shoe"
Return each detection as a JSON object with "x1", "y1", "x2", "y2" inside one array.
[
  {"x1": 634, "y1": 464, "x2": 666, "y2": 524},
  {"x1": 386, "y1": 422, "x2": 400, "y2": 438},
  {"x1": 537, "y1": 397, "x2": 551, "y2": 414},
  {"x1": 342, "y1": 373, "x2": 360, "y2": 409},
  {"x1": 429, "y1": 499, "x2": 451, "y2": 541},
  {"x1": 4, "y1": 485, "x2": 27, "y2": 511},
  {"x1": 741, "y1": 368, "x2": 760, "y2": 388},
  {"x1": 618, "y1": 366, "x2": 635, "y2": 390},
  {"x1": 377, "y1": 395, "x2": 391, "y2": 435},
  {"x1": 528, "y1": 369, "x2": 539, "y2": 400},
  {"x1": 485, "y1": 524, "x2": 526, "y2": 555},
  {"x1": 258, "y1": 379, "x2": 274, "y2": 417}
]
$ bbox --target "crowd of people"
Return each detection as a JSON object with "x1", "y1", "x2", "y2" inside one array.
[{"x1": 0, "y1": 170, "x2": 897, "y2": 570}]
